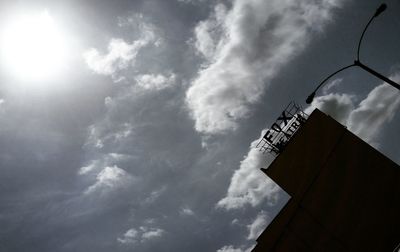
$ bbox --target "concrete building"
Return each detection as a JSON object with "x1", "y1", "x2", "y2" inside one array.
[{"x1": 253, "y1": 109, "x2": 400, "y2": 251}]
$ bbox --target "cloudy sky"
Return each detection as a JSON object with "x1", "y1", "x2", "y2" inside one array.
[{"x1": 0, "y1": 0, "x2": 399, "y2": 251}]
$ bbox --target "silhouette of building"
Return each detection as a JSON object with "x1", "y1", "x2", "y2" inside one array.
[{"x1": 253, "y1": 109, "x2": 400, "y2": 251}]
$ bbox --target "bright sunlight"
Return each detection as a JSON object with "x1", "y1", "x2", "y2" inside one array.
[{"x1": 0, "y1": 10, "x2": 68, "y2": 82}]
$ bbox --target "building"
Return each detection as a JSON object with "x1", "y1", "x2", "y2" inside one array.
[{"x1": 253, "y1": 109, "x2": 400, "y2": 251}]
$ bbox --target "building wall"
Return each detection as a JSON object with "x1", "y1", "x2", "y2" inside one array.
[{"x1": 253, "y1": 109, "x2": 400, "y2": 251}]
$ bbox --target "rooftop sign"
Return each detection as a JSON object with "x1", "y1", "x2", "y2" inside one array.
[{"x1": 256, "y1": 102, "x2": 308, "y2": 155}]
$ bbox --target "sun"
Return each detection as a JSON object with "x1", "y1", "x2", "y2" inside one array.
[{"x1": 0, "y1": 10, "x2": 68, "y2": 82}]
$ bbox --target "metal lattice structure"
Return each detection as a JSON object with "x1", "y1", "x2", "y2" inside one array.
[{"x1": 256, "y1": 102, "x2": 308, "y2": 155}]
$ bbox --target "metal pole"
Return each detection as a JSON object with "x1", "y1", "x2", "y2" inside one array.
[
  {"x1": 305, "y1": 3, "x2": 397, "y2": 104},
  {"x1": 354, "y1": 60, "x2": 400, "y2": 91},
  {"x1": 306, "y1": 64, "x2": 356, "y2": 104}
]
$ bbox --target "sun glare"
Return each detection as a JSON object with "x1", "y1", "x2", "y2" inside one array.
[{"x1": 0, "y1": 10, "x2": 68, "y2": 82}]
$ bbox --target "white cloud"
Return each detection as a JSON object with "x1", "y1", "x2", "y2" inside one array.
[
  {"x1": 85, "y1": 165, "x2": 135, "y2": 195},
  {"x1": 83, "y1": 22, "x2": 157, "y2": 76},
  {"x1": 118, "y1": 226, "x2": 165, "y2": 245},
  {"x1": 231, "y1": 218, "x2": 239, "y2": 225},
  {"x1": 135, "y1": 73, "x2": 177, "y2": 90},
  {"x1": 217, "y1": 131, "x2": 282, "y2": 210},
  {"x1": 85, "y1": 122, "x2": 134, "y2": 150},
  {"x1": 308, "y1": 74, "x2": 400, "y2": 144},
  {"x1": 186, "y1": 0, "x2": 345, "y2": 134},
  {"x1": 83, "y1": 38, "x2": 146, "y2": 76},
  {"x1": 216, "y1": 246, "x2": 244, "y2": 252},
  {"x1": 78, "y1": 163, "x2": 97, "y2": 175},
  {"x1": 305, "y1": 93, "x2": 355, "y2": 125},
  {"x1": 117, "y1": 228, "x2": 138, "y2": 244},
  {"x1": 179, "y1": 206, "x2": 195, "y2": 216},
  {"x1": 216, "y1": 245, "x2": 254, "y2": 252},
  {"x1": 193, "y1": 4, "x2": 227, "y2": 60},
  {"x1": 247, "y1": 211, "x2": 269, "y2": 240},
  {"x1": 140, "y1": 227, "x2": 165, "y2": 241},
  {"x1": 322, "y1": 78, "x2": 343, "y2": 94},
  {"x1": 347, "y1": 79, "x2": 400, "y2": 143},
  {"x1": 78, "y1": 153, "x2": 131, "y2": 175}
]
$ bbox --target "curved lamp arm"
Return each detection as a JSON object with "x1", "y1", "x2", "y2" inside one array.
[
  {"x1": 306, "y1": 64, "x2": 356, "y2": 104},
  {"x1": 306, "y1": 3, "x2": 390, "y2": 104}
]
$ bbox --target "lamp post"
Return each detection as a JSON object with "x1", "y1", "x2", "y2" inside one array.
[{"x1": 306, "y1": 3, "x2": 400, "y2": 104}]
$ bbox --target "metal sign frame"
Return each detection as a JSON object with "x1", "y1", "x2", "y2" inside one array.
[{"x1": 256, "y1": 102, "x2": 308, "y2": 155}]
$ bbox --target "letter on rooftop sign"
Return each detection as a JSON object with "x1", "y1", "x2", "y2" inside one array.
[{"x1": 257, "y1": 102, "x2": 308, "y2": 155}]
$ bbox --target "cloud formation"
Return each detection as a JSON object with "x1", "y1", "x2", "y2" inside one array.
[
  {"x1": 305, "y1": 93, "x2": 355, "y2": 125},
  {"x1": 117, "y1": 228, "x2": 138, "y2": 244},
  {"x1": 186, "y1": 0, "x2": 344, "y2": 134},
  {"x1": 217, "y1": 131, "x2": 282, "y2": 210},
  {"x1": 135, "y1": 73, "x2": 177, "y2": 90},
  {"x1": 117, "y1": 226, "x2": 165, "y2": 245},
  {"x1": 1, "y1": 1, "x2": 399, "y2": 252},
  {"x1": 216, "y1": 245, "x2": 253, "y2": 252},
  {"x1": 308, "y1": 74, "x2": 400, "y2": 144},
  {"x1": 347, "y1": 78, "x2": 400, "y2": 143},
  {"x1": 83, "y1": 22, "x2": 157, "y2": 77},
  {"x1": 247, "y1": 211, "x2": 269, "y2": 240},
  {"x1": 180, "y1": 206, "x2": 195, "y2": 216},
  {"x1": 217, "y1": 75, "x2": 400, "y2": 212},
  {"x1": 85, "y1": 165, "x2": 135, "y2": 195},
  {"x1": 140, "y1": 226, "x2": 165, "y2": 241},
  {"x1": 83, "y1": 38, "x2": 147, "y2": 76}
]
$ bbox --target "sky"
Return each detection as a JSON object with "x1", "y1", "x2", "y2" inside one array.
[{"x1": 0, "y1": 0, "x2": 399, "y2": 251}]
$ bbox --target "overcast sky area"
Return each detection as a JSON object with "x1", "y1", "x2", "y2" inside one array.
[{"x1": 0, "y1": 0, "x2": 399, "y2": 251}]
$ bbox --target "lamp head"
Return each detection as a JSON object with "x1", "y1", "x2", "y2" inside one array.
[
  {"x1": 306, "y1": 91, "x2": 316, "y2": 104},
  {"x1": 374, "y1": 3, "x2": 387, "y2": 17}
]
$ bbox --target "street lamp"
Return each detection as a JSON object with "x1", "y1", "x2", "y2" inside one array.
[{"x1": 306, "y1": 3, "x2": 400, "y2": 104}]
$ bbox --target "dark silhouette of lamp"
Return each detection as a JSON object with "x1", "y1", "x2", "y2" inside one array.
[{"x1": 306, "y1": 3, "x2": 400, "y2": 105}]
